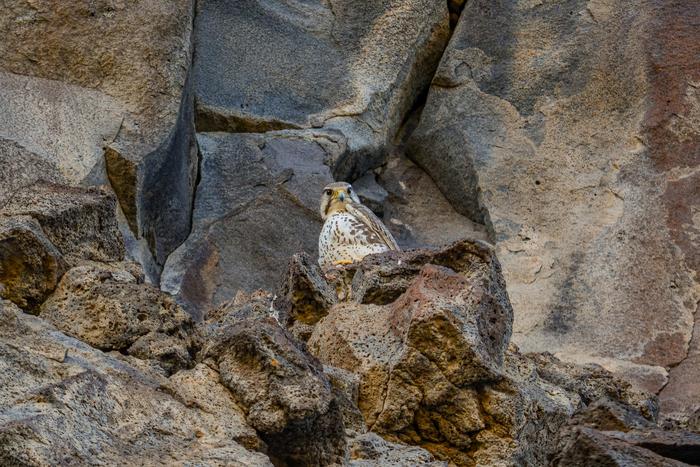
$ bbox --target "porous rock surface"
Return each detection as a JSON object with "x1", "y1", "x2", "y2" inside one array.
[
  {"x1": 0, "y1": 299, "x2": 271, "y2": 466},
  {"x1": 40, "y1": 263, "x2": 196, "y2": 374},
  {"x1": 1, "y1": 0, "x2": 699, "y2": 464}
]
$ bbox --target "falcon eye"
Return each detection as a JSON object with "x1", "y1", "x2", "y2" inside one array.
[
  {"x1": 347, "y1": 186, "x2": 352, "y2": 193},
  {"x1": 324, "y1": 189, "x2": 333, "y2": 196}
]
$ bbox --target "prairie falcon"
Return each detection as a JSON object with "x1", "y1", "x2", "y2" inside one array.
[{"x1": 318, "y1": 181, "x2": 399, "y2": 268}]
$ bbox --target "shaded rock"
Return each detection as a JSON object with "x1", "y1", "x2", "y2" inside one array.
[
  {"x1": 570, "y1": 398, "x2": 655, "y2": 433},
  {"x1": 105, "y1": 74, "x2": 197, "y2": 268},
  {"x1": 325, "y1": 365, "x2": 366, "y2": 438},
  {"x1": 162, "y1": 131, "x2": 334, "y2": 316},
  {"x1": 349, "y1": 433, "x2": 447, "y2": 466},
  {"x1": 0, "y1": 137, "x2": 66, "y2": 208},
  {"x1": 527, "y1": 352, "x2": 658, "y2": 420},
  {"x1": 0, "y1": 300, "x2": 271, "y2": 466},
  {"x1": 205, "y1": 290, "x2": 276, "y2": 326},
  {"x1": 353, "y1": 173, "x2": 388, "y2": 216},
  {"x1": 1, "y1": 0, "x2": 198, "y2": 269},
  {"x1": 200, "y1": 299, "x2": 346, "y2": 465},
  {"x1": 1, "y1": 182, "x2": 124, "y2": 264},
  {"x1": 554, "y1": 427, "x2": 689, "y2": 467},
  {"x1": 661, "y1": 310, "x2": 700, "y2": 430},
  {"x1": 606, "y1": 429, "x2": 700, "y2": 466},
  {"x1": 374, "y1": 152, "x2": 489, "y2": 249},
  {"x1": 308, "y1": 240, "x2": 668, "y2": 465},
  {"x1": 476, "y1": 350, "x2": 657, "y2": 467},
  {"x1": 193, "y1": 0, "x2": 450, "y2": 179},
  {"x1": 0, "y1": 216, "x2": 66, "y2": 311},
  {"x1": 276, "y1": 252, "x2": 337, "y2": 341},
  {"x1": 40, "y1": 263, "x2": 194, "y2": 374},
  {"x1": 407, "y1": 0, "x2": 700, "y2": 395}
]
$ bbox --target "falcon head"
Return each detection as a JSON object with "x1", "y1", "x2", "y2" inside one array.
[{"x1": 319, "y1": 181, "x2": 361, "y2": 220}]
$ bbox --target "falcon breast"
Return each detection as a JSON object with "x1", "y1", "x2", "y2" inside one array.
[{"x1": 318, "y1": 181, "x2": 400, "y2": 269}]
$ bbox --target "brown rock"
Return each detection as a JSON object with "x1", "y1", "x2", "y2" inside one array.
[
  {"x1": 0, "y1": 300, "x2": 271, "y2": 466},
  {"x1": 0, "y1": 216, "x2": 66, "y2": 311},
  {"x1": 276, "y1": 252, "x2": 337, "y2": 341},
  {"x1": 554, "y1": 426, "x2": 689, "y2": 467},
  {"x1": 40, "y1": 263, "x2": 194, "y2": 373},
  {"x1": 1, "y1": 0, "x2": 198, "y2": 270},
  {"x1": 325, "y1": 365, "x2": 366, "y2": 438},
  {"x1": 661, "y1": 309, "x2": 700, "y2": 430},
  {"x1": 606, "y1": 429, "x2": 700, "y2": 466},
  {"x1": 165, "y1": 363, "x2": 263, "y2": 451},
  {"x1": 347, "y1": 239, "x2": 509, "y2": 309},
  {"x1": 200, "y1": 298, "x2": 346, "y2": 465},
  {"x1": 570, "y1": 398, "x2": 655, "y2": 433},
  {"x1": 1, "y1": 182, "x2": 124, "y2": 265},
  {"x1": 349, "y1": 433, "x2": 447, "y2": 466},
  {"x1": 308, "y1": 242, "x2": 514, "y2": 463}
]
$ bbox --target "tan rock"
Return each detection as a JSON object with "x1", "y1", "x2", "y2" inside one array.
[
  {"x1": 0, "y1": 137, "x2": 66, "y2": 208},
  {"x1": 308, "y1": 242, "x2": 514, "y2": 464},
  {"x1": 1, "y1": 182, "x2": 123, "y2": 265},
  {"x1": 40, "y1": 263, "x2": 195, "y2": 374},
  {"x1": 407, "y1": 0, "x2": 700, "y2": 397},
  {"x1": 1, "y1": 0, "x2": 198, "y2": 268},
  {"x1": 200, "y1": 296, "x2": 346, "y2": 465},
  {"x1": 0, "y1": 216, "x2": 66, "y2": 311},
  {"x1": 0, "y1": 300, "x2": 271, "y2": 466}
]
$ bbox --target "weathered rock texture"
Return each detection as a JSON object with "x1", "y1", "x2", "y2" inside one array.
[
  {"x1": 0, "y1": 216, "x2": 66, "y2": 311},
  {"x1": 0, "y1": 182, "x2": 124, "y2": 311},
  {"x1": 375, "y1": 152, "x2": 489, "y2": 249},
  {"x1": 161, "y1": 131, "x2": 334, "y2": 315},
  {"x1": 408, "y1": 0, "x2": 700, "y2": 414},
  {"x1": 40, "y1": 263, "x2": 196, "y2": 374},
  {"x1": 200, "y1": 293, "x2": 347, "y2": 465},
  {"x1": 193, "y1": 0, "x2": 450, "y2": 179},
  {"x1": 2, "y1": 0, "x2": 699, "y2": 464},
  {"x1": 1, "y1": 0, "x2": 198, "y2": 272},
  {"x1": 297, "y1": 242, "x2": 666, "y2": 466},
  {"x1": 0, "y1": 300, "x2": 270, "y2": 466},
  {"x1": 1, "y1": 182, "x2": 123, "y2": 265}
]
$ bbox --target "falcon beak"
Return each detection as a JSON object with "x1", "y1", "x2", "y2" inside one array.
[{"x1": 338, "y1": 192, "x2": 346, "y2": 202}]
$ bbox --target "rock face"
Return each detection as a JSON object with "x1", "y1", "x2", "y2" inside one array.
[
  {"x1": 193, "y1": 0, "x2": 450, "y2": 179},
  {"x1": 0, "y1": 183, "x2": 123, "y2": 311},
  {"x1": 374, "y1": 153, "x2": 489, "y2": 249},
  {"x1": 1, "y1": 182, "x2": 123, "y2": 265},
  {"x1": 1, "y1": 0, "x2": 198, "y2": 272},
  {"x1": 298, "y1": 241, "x2": 664, "y2": 466},
  {"x1": 0, "y1": 216, "x2": 66, "y2": 311},
  {"x1": 40, "y1": 263, "x2": 195, "y2": 374},
  {"x1": 0, "y1": 300, "x2": 271, "y2": 466},
  {"x1": 2, "y1": 0, "x2": 699, "y2": 464},
  {"x1": 161, "y1": 132, "x2": 335, "y2": 315},
  {"x1": 200, "y1": 294, "x2": 346, "y2": 466},
  {"x1": 2, "y1": 232, "x2": 694, "y2": 466},
  {"x1": 407, "y1": 0, "x2": 700, "y2": 405}
]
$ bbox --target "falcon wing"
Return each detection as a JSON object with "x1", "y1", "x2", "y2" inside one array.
[{"x1": 346, "y1": 202, "x2": 400, "y2": 251}]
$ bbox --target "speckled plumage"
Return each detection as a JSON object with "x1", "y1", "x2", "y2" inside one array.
[{"x1": 318, "y1": 182, "x2": 399, "y2": 269}]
